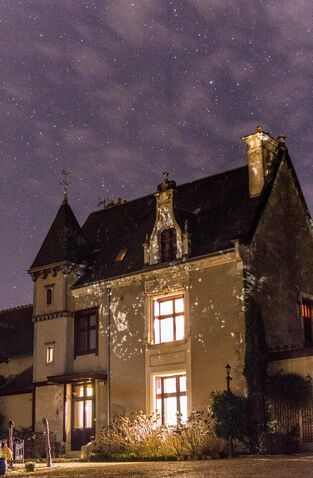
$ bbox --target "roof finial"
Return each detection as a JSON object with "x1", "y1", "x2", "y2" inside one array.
[
  {"x1": 157, "y1": 171, "x2": 176, "y2": 192},
  {"x1": 60, "y1": 169, "x2": 71, "y2": 203}
]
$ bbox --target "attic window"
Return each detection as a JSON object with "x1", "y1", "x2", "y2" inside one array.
[
  {"x1": 114, "y1": 248, "x2": 127, "y2": 262},
  {"x1": 160, "y1": 228, "x2": 177, "y2": 262}
]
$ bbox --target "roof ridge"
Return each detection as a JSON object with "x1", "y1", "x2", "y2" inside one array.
[
  {"x1": 85, "y1": 165, "x2": 248, "y2": 220},
  {"x1": 0, "y1": 304, "x2": 33, "y2": 314}
]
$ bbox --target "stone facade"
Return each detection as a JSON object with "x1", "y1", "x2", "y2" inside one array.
[{"x1": 1, "y1": 127, "x2": 313, "y2": 452}]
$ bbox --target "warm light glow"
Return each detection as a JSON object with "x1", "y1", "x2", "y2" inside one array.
[
  {"x1": 154, "y1": 373, "x2": 187, "y2": 425},
  {"x1": 46, "y1": 345, "x2": 54, "y2": 364},
  {"x1": 114, "y1": 248, "x2": 128, "y2": 262}
]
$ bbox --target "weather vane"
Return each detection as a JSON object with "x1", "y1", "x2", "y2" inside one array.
[{"x1": 60, "y1": 169, "x2": 71, "y2": 202}]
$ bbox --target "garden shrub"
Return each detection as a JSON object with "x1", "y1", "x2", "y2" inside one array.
[
  {"x1": 209, "y1": 391, "x2": 250, "y2": 445},
  {"x1": 92, "y1": 410, "x2": 225, "y2": 460},
  {"x1": 25, "y1": 461, "x2": 36, "y2": 472}
]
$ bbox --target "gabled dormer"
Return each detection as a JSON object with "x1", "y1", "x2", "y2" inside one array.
[{"x1": 144, "y1": 173, "x2": 189, "y2": 265}]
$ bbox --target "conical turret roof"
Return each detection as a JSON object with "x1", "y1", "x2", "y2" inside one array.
[{"x1": 30, "y1": 199, "x2": 91, "y2": 270}]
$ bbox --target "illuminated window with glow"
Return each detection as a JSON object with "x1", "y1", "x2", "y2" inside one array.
[
  {"x1": 153, "y1": 295, "x2": 184, "y2": 344},
  {"x1": 155, "y1": 374, "x2": 187, "y2": 425},
  {"x1": 73, "y1": 383, "x2": 94, "y2": 430},
  {"x1": 46, "y1": 345, "x2": 54, "y2": 364},
  {"x1": 300, "y1": 300, "x2": 313, "y2": 346}
]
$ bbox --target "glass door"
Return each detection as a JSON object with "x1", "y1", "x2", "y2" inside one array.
[{"x1": 71, "y1": 382, "x2": 95, "y2": 450}]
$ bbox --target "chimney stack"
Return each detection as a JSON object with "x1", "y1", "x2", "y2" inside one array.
[{"x1": 242, "y1": 126, "x2": 278, "y2": 198}]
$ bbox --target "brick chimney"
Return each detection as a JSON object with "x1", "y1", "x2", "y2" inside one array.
[{"x1": 242, "y1": 126, "x2": 278, "y2": 198}]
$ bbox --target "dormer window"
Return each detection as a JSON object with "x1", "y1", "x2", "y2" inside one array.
[
  {"x1": 114, "y1": 248, "x2": 127, "y2": 262},
  {"x1": 160, "y1": 228, "x2": 177, "y2": 262}
]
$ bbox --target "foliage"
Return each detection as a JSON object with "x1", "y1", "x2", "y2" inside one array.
[
  {"x1": 25, "y1": 461, "x2": 36, "y2": 472},
  {"x1": 209, "y1": 391, "x2": 250, "y2": 444},
  {"x1": 266, "y1": 371, "x2": 312, "y2": 408},
  {"x1": 243, "y1": 295, "x2": 268, "y2": 396},
  {"x1": 92, "y1": 411, "x2": 225, "y2": 460}
]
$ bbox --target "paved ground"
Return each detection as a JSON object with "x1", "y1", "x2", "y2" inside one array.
[{"x1": 7, "y1": 455, "x2": 313, "y2": 478}]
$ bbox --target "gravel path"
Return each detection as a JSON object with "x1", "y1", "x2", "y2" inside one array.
[{"x1": 7, "y1": 455, "x2": 313, "y2": 478}]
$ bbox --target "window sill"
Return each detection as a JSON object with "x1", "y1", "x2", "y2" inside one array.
[
  {"x1": 74, "y1": 350, "x2": 97, "y2": 358},
  {"x1": 148, "y1": 338, "x2": 188, "y2": 349}
]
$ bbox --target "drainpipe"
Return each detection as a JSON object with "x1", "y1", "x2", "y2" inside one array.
[{"x1": 107, "y1": 288, "x2": 112, "y2": 424}]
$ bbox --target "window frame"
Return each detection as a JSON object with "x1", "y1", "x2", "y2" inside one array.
[
  {"x1": 160, "y1": 228, "x2": 177, "y2": 262},
  {"x1": 72, "y1": 381, "x2": 95, "y2": 430},
  {"x1": 300, "y1": 299, "x2": 313, "y2": 347},
  {"x1": 152, "y1": 294, "x2": 185, "y2": 345},
  {"x1": 45, "y1": 342, "x2": 55, "y2": 365},
  {"x1": 154, "y1": 373, "x2": 187, "y2": 426},
  {"x1": 74, "y1": 308, "x2": 99, "y2": 358},
  {"x1": 45, "y1": 285, "x2": 55, "y2": 306}
]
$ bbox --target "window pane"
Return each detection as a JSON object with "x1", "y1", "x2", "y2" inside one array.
[
  {"x1": 153, "y1": 300, "x2": 159, "y2": 317},
  {"x1": 77, "y1": 330, "x2": 88, "y2": 353},
  {"x1": 160, "y1": 317, "x2": 174, "y2": 342},
  {"x1": 85, "y1": 400, "x2": 93, "y2": 428},
  {"x1": 175, "y1": 298, "x2": 184, "y2": 313},
  {"x1": 154, "y1": 319, "x2": 160, "y2": 344},
  {"x1": 164, "y1": 397, "x2": 178, "y2": 425},
  {"x1": 179, "y1": 396, "x2": 188, "y2": 423},
  {"x1": 74, "y1": 401, "x2": 84, "y2": 429},
  {"x1": 160, "y1": 300, "x2": 173, "y2": 316},
  {"x1": 73, "y1": 385, "x2": 84, "y2": 398},
  {"x1": 89, "y1": 329, "x2": 97, "y2": 350},
  {"x1": 86, "y1": 384, "x2": 93, "y2": 397},
  {"x1": 89, "y1": 314, "x2": 97, "y2": 327},
  {"x1": 78, "y1": 316, "x2": 88, "y2": 331},
  {"x1": 163, "y1": 377, "x2": 177, "y2": 394},
  {"x1": 175, "y1": 315, "x2": 185, "y2": 340},
  {"x1": 46, "y1": 346, "x2": 54, "y2": 364},
  {"x1": 155, "y1": 377, "x2": 162, "y2": 394},
  {"x1": 179, "y1": 375, "x2": 186, "y2": 392}
]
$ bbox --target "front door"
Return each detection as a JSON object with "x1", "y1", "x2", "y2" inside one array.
[{"x1": 71, "y1": 382, "x2": 95, "y2": 451}]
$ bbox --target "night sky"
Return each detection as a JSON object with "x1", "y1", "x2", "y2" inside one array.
[{"x1": 1, "y1": 0, "x2": 312, "y2": 309}]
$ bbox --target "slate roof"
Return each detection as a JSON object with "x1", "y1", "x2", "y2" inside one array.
[
  {"x1": 30, "y1": 199, "x2": 91, "y2": 270},
  {"x1": 76, "y1": 166, "x2": 261, "y2": 286},
  {"x1": 0, "y1": 305, "x2": 33, "y2": 360},
  {"x1": 0, "y1": 367, "x2": 33, "y2": 396}
]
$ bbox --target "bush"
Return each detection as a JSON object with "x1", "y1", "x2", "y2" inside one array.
[
  {"x1": 92, "y1": 411, "x2": 225, "y2": 460},
  {"x1": 25, "y1": 461, "x2": 36, "y2": 472},
  {"x1": 209, "y1": 391, "x2": 250, "y2": 445}
]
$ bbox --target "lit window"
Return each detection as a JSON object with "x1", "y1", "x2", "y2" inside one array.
[
  {"x1": 73, "y1": 382, "x2": 94, "y2": 430},
  {"x1": 114, "y1": 248, "x2": 128, "y2": 262},
  {"x1": 155, "y1": 374, "x2": 187, "y2": 425},
  {"x1": 300, "y1": 300, "x2": 313, "y2": 346},
  {"x1": 75, "y1": 308, "x2": 98, "y2": 356},
  {"x1": 46, "y1": 345, "x2": 54, "y2": 364},
  {"x1": 46, "y1": 287, "x2": 53, "y2": 306},
  {"x1": 160, "y1": 228, "x2": 177, "y2": 262},
  {"x1": 153, "y1": 295, "x2": 184, "y2": 344}
]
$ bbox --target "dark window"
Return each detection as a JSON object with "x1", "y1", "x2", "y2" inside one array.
[
  {"x1": 160, "y1": 228, "x2": 177, "y2": 262},
  {"x1": 300, "y1": 300, "x2": 313, "y2": 346},
  {"x1": 46, "y1": 288, "x2": 53, "y2": 305},
  {"x1": 155, "y1": 374, "x2": 187, "y2": 425},
  {"x1": 75, "y1": 308, "x2": 98, "y2": 356}
]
